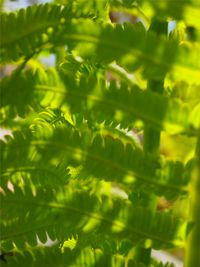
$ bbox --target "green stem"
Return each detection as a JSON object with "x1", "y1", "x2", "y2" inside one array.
[
  {"x1": 184, "y1": 130, "x2": 200, "y2": 267},
  {"x1": 133, "y1": 19, "x2": 168, "y2": 265},
  {"x1": 55, "y1": 47, "x2": 66, "y2": 67},
  {"x1": 143, "y1": 80, "x2": 164, "y2": 156}
]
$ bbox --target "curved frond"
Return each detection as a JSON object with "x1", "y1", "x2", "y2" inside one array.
[
  {"x1": 59, "y1": 19, "x2": 200, "y2": 84},
  {"x1": 1, "y1": 245, "x2": 125, "y2": 267},
  {"x1": 1, "y1": 127, "x2": 188, "y2": 198},
  {"x1": 0, "y1": 2, "x2": 197, "y2": 266},
  {"x1": 1, "y1": 67, "x2": 196, "y2": 134},
  {"x1": 1, "y1": 6, "x2": 199, "y2": 83},
  {"x1": 0, "y1": 4, "x2": 70, "y2": 61},
  {"x1": 1, "y1": 186, "x2": 185, "y2": 250},
  {"x1": 1, "y1": 244, "x2": 176, "y2": 267}
]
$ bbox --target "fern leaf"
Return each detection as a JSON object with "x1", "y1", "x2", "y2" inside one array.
[
  {"x1": 1, "y1": 245, "x2": 126, "y2": 267},
  {"x1": 1, "y1": 127, "x2": 188, "y2": 198},
  {"x1": 59, "y1": 19, "x2": 200, "y2": 84},
  {"x1": 30, "y1": 108, "x2": 141, "y2": 147},
  {"x1": 1, "y1": 186, "x2": 185, "y2": 250},
  {"x1": 1, "y1": 67, "x2": 196, "y2": 134},
  {"x1": 1, "y1": 6, "x2": 199, "y2": 83},
  {"x1": 0, "y1": 2, "x2": 108, "y2": 62},
  {"x1": 1, "y1": 244, "x2": 175, "y2": 267},
  {"x1": 0, "y1": 4, "x2": 69, "y2": 61},
  {"x1": 70, "y1": 0, "x2": 109, "y2": 20},
  {"x1": 0, "y1": 129, "x2": 70, "y2": 188},
  {"x1": 0, "y1": 110, "x2": 139, "y2": 188}
]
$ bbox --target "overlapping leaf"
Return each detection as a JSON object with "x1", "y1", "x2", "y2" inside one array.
[
  {"x1": 1, "y1": 244, "x2": 175, "y2": 267},
  {"x1": 0, "y1": 4, "x2": 70, "y2": 61},
  {"x1": 1, "y1": 186, "x2": 185, "y2": 250},
  {"x1": 1, "y1": 67, "x2": 195, "y2": 134},
  {"x1": 1, "y1": 245, "x2": 125, "y2": 267},
  {"x1": 0, "y1": 2, "x2": 198, "y2": 266},
  {"x1": 64, "y1": 20, "x2": 199, "y2": 83},
  {"x1": 1, "y1": 5, "x2": 200, "y2": 83},
  {"x1": 0, "y1": 126, "x2": 188, "y2": 198}
]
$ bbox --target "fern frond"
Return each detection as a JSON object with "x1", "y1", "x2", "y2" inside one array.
[
  {"x1": 1, "y1": 186, "x2": 185, "y2": 250},
  {"x1": 1, "y1": 67, "x2": 196, "y2": 134},
  {"x1": 1, "y1": 127, "x2": 188, "y2": 198},
  {"x1": 70, "y1": 0, "x2": 109, "y2": 20},
  {"x1": 30, "y1": 108, "x2": 141, "y2": 148},
  {"x1": 0, "y1": 159, "x2": 69, "y2": 189},
  {"x1": 0, "y1": 129, "x2": 70, "y2": 188},
  {"x1": 0, "y1": 2, "x2": 108, "y2": 62},
  {"x1": 2, "y1": 245, "x2": 127, "y2": 267},
  {"x1": 59, "y1": 19, "x2": 200, "y2": 84},
  {"x1": 0, "y1": 110, "x2": 139, "y2": 188},
  {"x1": 1, "y1": 6, "x2": 199, "y2": 83},
  {"x1": 0, "y1": 4, "x2": 70, "y2": 62},
  {"x1": 1, "y1": 1, "x2": 198, "y2": 266},
  {"x1": 1, "y1": 244, "x2": 176, "y2": 267}
]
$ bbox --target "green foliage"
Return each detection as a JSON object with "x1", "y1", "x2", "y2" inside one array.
[
  {"x1": 1, "y1": 6, "x2": 200, "y2": 83},
  {"x1": 0, "y1": 0, "x2": 200, "y2": 266},
  {"x1": 1, "y1": 65, "x2": 195, "y2": 134},
  {"x1": 1, "y1": 185, "x2": 184, "y2": 250},
  {"x1": 0, "y1": 125, "x2": 188, "y2": 198},
  {"x1": 0, "y1": 244, "x2": 175, "y2": 267},
  {"x1": 0, "y1": 4, "x2": 69, "y2": 61}
]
